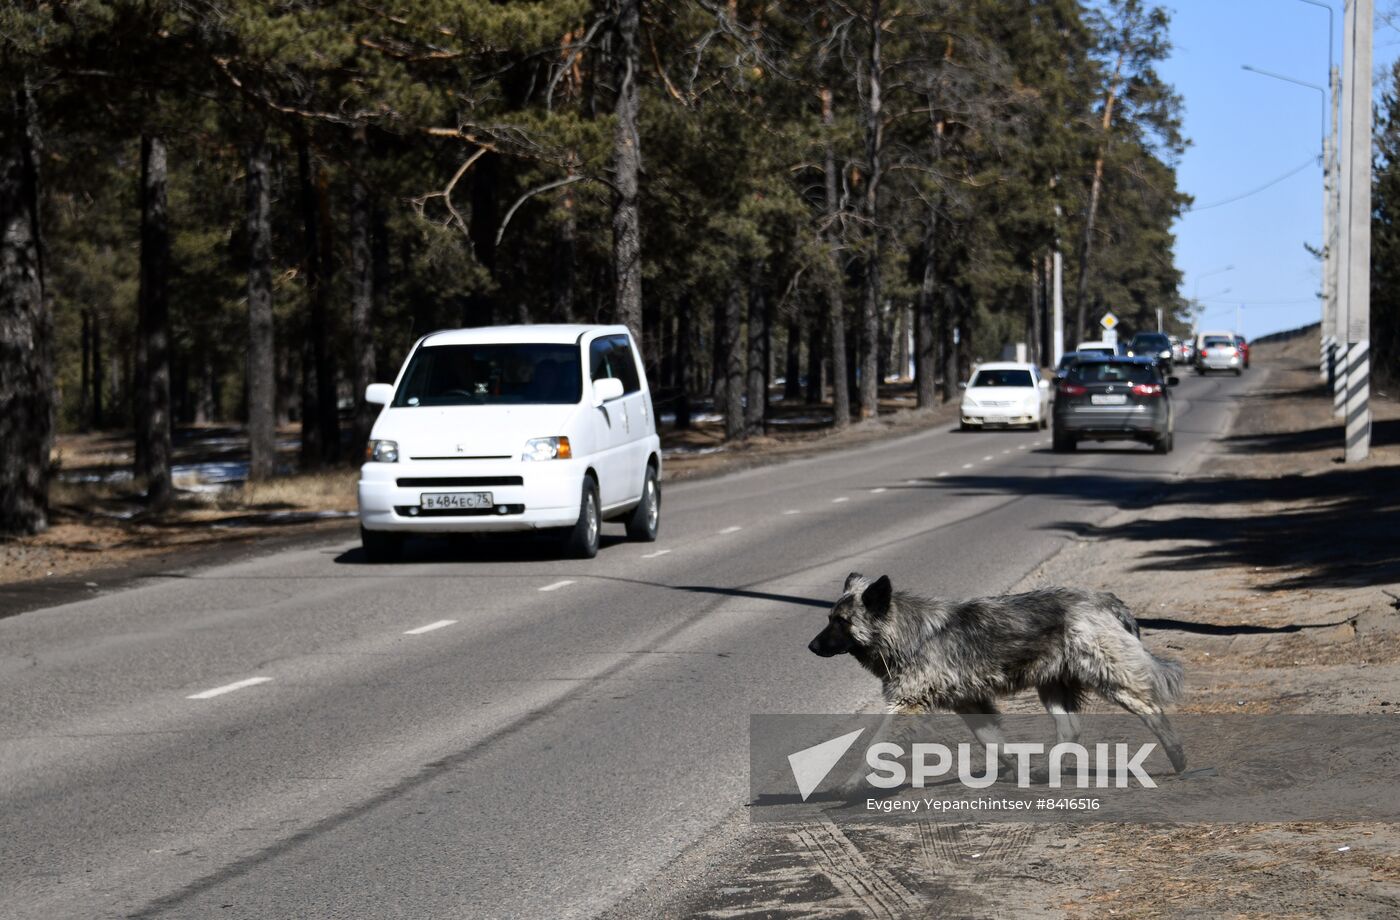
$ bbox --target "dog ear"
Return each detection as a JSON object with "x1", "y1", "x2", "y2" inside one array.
[
  {"x1": 861, "y1": 575, "x2": 892, "y2": 617},
  {"x1": 844, "y1": 571, "x2": 864, "y2": 592}
]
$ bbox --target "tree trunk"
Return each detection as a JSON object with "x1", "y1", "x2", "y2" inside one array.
[
  {"x1": 1073, "y1": 49, "x2": 1124, "y2": 343},
  {"x1": 296, "y1": 139, "x2": 339, "y2": 468},
  {"x1": 91, "y1": 311, "x2": 103, "y2": 428},
  {"x1": 611, "y1": 0, "x2": 643, "y2": 346},
  {"x1": 552, "y1": 166, "x2": 577, "y2": 321},
  {"x1": 0, "y1": 82, "x2": 52, "y2": 535},
  {"x1": 784, "y1": 316, "x2": 801, "y2": 401},
  {"x1": 939, "y1": 288, "x2": 957, "y2": 403},
  {"x1": 137, "y1": 134, "x2": 172, "y2": 506},
  {"x1": 745, "y1": 265, "x2": 767, "y2": 435},
  {"x1": 723, "y1": 280, "x2": 745, "y2": 441},
  {"x1": 1029, "y1": 256, "x2": 1043, "y2": 367},
  {"x1": 820, "y1": 86, "x2": 850, "y2": 430},
  {"x1": 805, "y1": 312, "x2": 823, "y2": 405},
  {"x1": 915, "y1": 215, "x2": 938, "y2": 408},
  {"x1": 349, "y1": 147, "x2": 377, "y2": 461},
  {"x1": 79, "y1": 310, "x2": 91, "y2": 432},
  {"x1": 857, "y1": 0, "x2": 884, "y2": 420},
  {"x1": 246, "y1": 130, "x2": 276, "y2": 481},
  {"x1": 675, "y1": 296, "x2": 692, "y2": 430}
]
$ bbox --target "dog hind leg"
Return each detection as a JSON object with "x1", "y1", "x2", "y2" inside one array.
[
  {"x1": 1038, "y1": 681, "x2": 1083, "y2": 745},
  {"x1": 954, "y1": 699, "x2": 1018, "y2": 773}
]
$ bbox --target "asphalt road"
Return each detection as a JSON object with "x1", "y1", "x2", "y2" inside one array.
[{"x1": 0, "y1": 371, "x2": 1249, "y2": 919}]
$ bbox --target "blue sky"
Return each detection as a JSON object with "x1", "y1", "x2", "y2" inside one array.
[{"x1": 1162, "y1": 0, "x2": 1397, "y2": 339}]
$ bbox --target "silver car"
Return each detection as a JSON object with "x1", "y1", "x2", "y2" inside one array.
[{"x1": 1195, "y1": 332, "x2": 1242, "y2": 375}]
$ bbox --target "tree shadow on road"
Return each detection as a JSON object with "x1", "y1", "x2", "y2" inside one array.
[{"x1": 900, "y1": 459, "x2": 1400, "y2": 592}]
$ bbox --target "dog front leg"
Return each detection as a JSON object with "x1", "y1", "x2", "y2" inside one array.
[
  {"x1": 832, "y1": 701, "x2": 925, "y2": 799},
  {"x1": 954, "y1": 700, "x2": 1018, "y2": 776}
]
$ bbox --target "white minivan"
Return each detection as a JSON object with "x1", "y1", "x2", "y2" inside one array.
[{"x1": 357, "y1": 325, "x2": 661, "y2": 561}]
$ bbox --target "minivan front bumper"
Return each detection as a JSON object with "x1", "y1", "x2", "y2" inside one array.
[{"x1": 358, "y1": 458, "x2": 583, "y2": 532}]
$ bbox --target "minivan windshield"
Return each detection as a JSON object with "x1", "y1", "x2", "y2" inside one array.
[
  {"x1": 393, "y1": 343, "x2": 583, "y2": 407},
  {"x1": 970, "y1": 369, "x2": 1033, "y2": 388},
  {"x1": 1131, "y1": 334, "x2": 1169, "y2": 350}
]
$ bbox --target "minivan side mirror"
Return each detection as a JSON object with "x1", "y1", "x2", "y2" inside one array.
[
  {"x1": 592, "y1": 376, "x2": 625, "y2": 406},
  {"x1": 365, "y1": 383, "x2": 394, "y2": 406},
  {"x1": 1166, "y1": 376, "x2": 1180, "y2": 387}
]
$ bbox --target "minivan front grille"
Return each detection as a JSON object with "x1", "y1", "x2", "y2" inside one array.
[{"x1": 397, "y1": 476, "x2": 523, "y2": 487}]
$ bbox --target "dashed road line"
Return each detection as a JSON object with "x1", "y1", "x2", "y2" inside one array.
[
  {"x1": 404, "y1": 620, "x2": 457, "y2": 635},
  {"x1": 961, "y1": 463, "x2": 974, "y2": 469},
  {"x1": 641, "y1": 549, "x2": 671, "y2": 559},
  {"x1": 832, "y1": 496, "x2": 850, "y2": 504},
  {"x1": 719, "y1": 526, "x2": 743, "y2": 534},
  {"x1": 783, "y1": 509, "x2": 802, "y2": 515},
  {"x1": 187, "y1": 677, "x2": 272, "y2": 700},
  {"x1": 870, "y1": 487, "x2": 887, "y2": 494},
  {"x1": 539, "y1": 580, "x2": 576, "y2": 592},
  {"x1": 982, "y1": 455, "x2": 994, "y2": 461}
]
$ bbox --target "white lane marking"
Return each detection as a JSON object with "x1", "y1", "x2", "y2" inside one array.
[
  {"x1": 831, "y1": 496, "x2": 850, "y2": 504},
  {"x1": 1017, "y1": 445, "x2": 1028, "y2": 450},
  {"x1": 1001, "y1": 449, "x2": 1012, "y2": 455},
  {"x1": 961, "y1": 463, "x2": 974, "y2": 469},
  {"x1": 783, "y1": 509, "x2": 802, "y2": 515},
  {"x1": 870, "y1": 487, "x2": 887, "y2": 494},
  {"x1": 404, "y1": 619, "x2": 457, "y2": 635},
  {"x1": 539, "y1": 580, "x2": 576, "y2": 592},
  {"x1": 937, "y1": 471, "x2": 949, "y2": 477},
  {"x1": 187, "y1": 677, "x2": 272, "y2": 700},
  {"x1": 905, "y1": 479, "x2": 919, "y2": 484},
  {"x1": 641, "y1": 549, "x2": 671, "y2": 559},
  {"x1": 719, "y1": 526, "x2": 742, "y2": 534},
  {"x1": 982, "y1": 455, "x2": 994, "y2": 461}
]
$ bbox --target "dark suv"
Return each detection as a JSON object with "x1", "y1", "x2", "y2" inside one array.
[
  {"x1": 1052, "y1": 356, "x2": 1178, "y2": 454},
  {"x1": 1128, "y1": 332, "x2": 1174, "y2": 371}
]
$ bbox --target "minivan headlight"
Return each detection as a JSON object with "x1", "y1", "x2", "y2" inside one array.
[
  {"x1": 522, "y1": 436, "x2": 572, "y2": 461},
  {"x1": 367, "y1": 439, "x2": 399, "y2": 463}
]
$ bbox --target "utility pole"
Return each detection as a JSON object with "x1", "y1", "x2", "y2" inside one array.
[
  {"x1": 1052, "y1": 200, "x2": 1064, "y2": 364},
  {"x1": 1338, "y1": 0, "x2": 1371, "y2": 460},
  {"x1": 1323, "y1": 64, "x2": 1340, "y2": 386}
]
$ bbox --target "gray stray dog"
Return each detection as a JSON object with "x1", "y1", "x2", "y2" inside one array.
[{"x1": 808, "y1": 573, "x2": 1187, "y2": 773}]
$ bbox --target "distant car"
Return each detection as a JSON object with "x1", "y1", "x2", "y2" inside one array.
[
  {"x1": 1234, "y1": 334, "x2": 1250, "y2": 369},
  {"x1": 1128, "y1": 332, "x2": 1174, "y2": 371},
  {"x1": 1075, "y1": 339, "x2": 1128, "y2": 358},
  {"x1": 358, "y1": 324, "x2": 662, "y2": 562},
  {"x1": 1053, "y1": 355, "x2": 1178, "y2": 454},
  {"x1": 1195, "y1": 331, "x2": 1242, "y2": 375},
  {"x1": 959, "y1": 362, "x2": 1052, "y2": 431}
]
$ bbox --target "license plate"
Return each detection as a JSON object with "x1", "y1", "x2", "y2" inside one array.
[
  {"x1": 984, "y1": 415, "x2": 1009, "y2": 423},
  {"x1": 420, "y1": 492, "x2": 493, "y2": 510},
  {"x1": 1091, "y1": 394, "x2": 1127, "y2": 406}
]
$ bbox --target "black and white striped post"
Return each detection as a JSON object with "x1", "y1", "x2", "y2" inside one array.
[{"x1": 1337, "y1": 0, "x2": 1371, "y2": 460}]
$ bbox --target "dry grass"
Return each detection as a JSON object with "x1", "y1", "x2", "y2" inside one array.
[{"x1": 215, "y1": 468, "x2": 359, "y2": 513}]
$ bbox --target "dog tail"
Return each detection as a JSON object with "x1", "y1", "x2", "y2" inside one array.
[
  {"x1": 1145, "y1": 652, "x2": 1186, "y2": 705},
  {"x1": 1101, "y1": 592, "x2": 1141, "y2": 638}
]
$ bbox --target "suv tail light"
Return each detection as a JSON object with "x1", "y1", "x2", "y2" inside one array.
[
  {"x1": 1130, "y1": 383, "x2": 1163, "y2": 397},
  {"x1": 1058, "y1": 382, "x2": 1087, "y2": 396}
]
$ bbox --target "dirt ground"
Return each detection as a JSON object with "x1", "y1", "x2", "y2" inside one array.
[
  {"x1": 0, "y1": 384, "x2": 956, "y2": 589},
  {"x1": 613, "y1": 332, "x2": 1400, "y2": 919}
]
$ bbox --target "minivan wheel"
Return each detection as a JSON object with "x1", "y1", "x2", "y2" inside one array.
[
  {"x1": 1154, "y1": 432, "x2": 1174, "y2": 455},
  {"x1": 361, "y1": 526, "x2": 403, "y2": 564},
  {"x1": 563, "y1": 476, "x2": 600, "y2": 559},
  {"x1": 625, "y1": 465, "x2": 660, "y2": 542}
]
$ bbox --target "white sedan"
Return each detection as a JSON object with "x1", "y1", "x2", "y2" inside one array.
[{"x1": 959, "y1": 362, "x2": 1051, "y2": 431}]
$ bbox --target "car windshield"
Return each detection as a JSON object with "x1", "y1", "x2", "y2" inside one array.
[
  {"x1": 1132, "y1": 335, "x2": 1169, "y2": 350},
  {"x1": 1203, "y1": 336, "x2": 1233, "y2": 348},
  {"x1": 970, "y1": 369, "x2": 1033, "y2": 388},
  {"x1": 392, "y1": 343, "x2": 583, "y2": 407},
  {"x1": 1066, "y1": 362, "x2": 1158, "y2": 385}
]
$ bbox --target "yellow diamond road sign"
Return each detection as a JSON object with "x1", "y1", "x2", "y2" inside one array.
[{"x1": 1100, "y1": 312, "x2": 1118, "y2": 330}]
